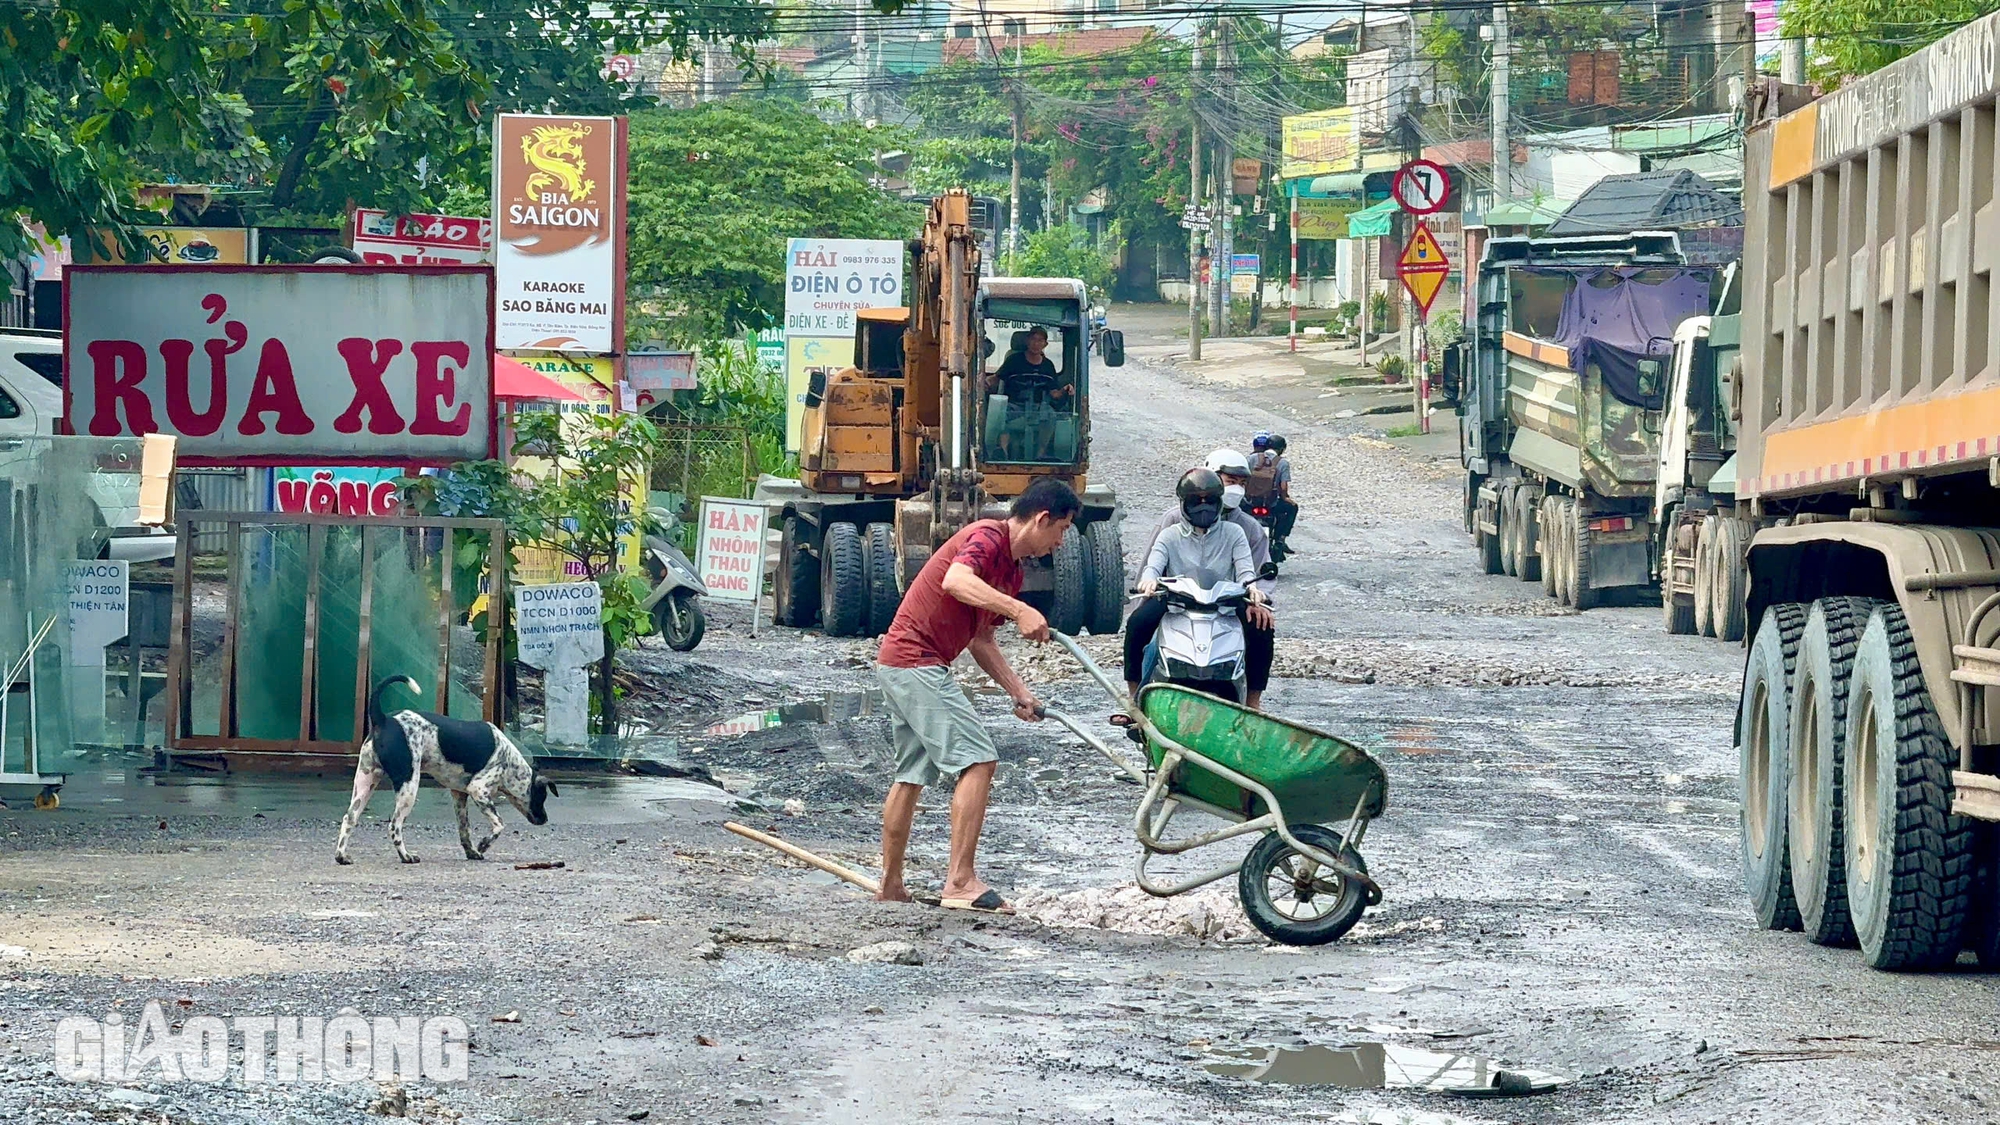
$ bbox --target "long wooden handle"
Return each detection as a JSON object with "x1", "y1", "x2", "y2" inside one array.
[{"x1": 724, "y1": 821, "x2": 881, "y2": 895}]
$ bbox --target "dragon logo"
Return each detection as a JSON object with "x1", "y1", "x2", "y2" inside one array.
[{"x1": 520, "y1": 124, "x2": 595, "y2": 203}]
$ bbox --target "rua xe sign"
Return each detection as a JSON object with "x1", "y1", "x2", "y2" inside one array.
[
  {"x1": 493, "y1": 113, "x2": 626, "y2": 353},
  {"x1": 64, "y1": 265, "x2": 495, "y2": 466}
]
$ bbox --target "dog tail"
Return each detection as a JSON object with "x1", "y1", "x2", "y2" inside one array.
[{"x1": 369, "y1": 675, "x2": 422, "y2": 733}]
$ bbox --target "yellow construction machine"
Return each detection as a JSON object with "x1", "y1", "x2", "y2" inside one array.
[{"x1": 762, "y1": 189, "x2": 1129, "y2": 638}]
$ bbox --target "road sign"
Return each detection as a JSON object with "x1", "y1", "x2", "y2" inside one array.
[
  {"x1": 1398, "y1": 220, "x2": 1451, "y2": 317},
  {"x1": 1391, "y1": 158, "x2": 1452, "y2": 216}
]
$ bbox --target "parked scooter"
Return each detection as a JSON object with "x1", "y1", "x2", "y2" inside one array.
[
  {"x1": 641, "y1": 533, "x2": 709, "y2": 652},
  {"x1": 1141, "y1": 575, "x2": 1252, "y2": 704}
]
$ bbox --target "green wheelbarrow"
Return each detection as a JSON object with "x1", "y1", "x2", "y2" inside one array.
[{"x1": 1040, "y1": 633, "x2": 1388, "y2": 946}]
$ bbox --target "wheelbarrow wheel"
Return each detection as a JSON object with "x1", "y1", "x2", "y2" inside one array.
[{"x1": 1239, "y1": 824, "x2": 1369, "y2": 946}]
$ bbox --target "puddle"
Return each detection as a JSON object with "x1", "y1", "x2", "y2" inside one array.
[
  {"x1": 703, "y1": 691, "x2": 885, "y2": 736},
  {"x1": 1200, "y1": 1041, "x2": 1565, "y2": 1096}
]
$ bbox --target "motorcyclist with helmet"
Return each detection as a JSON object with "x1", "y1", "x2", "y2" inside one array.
[
  {"x1": 1250, "y1": 433, "x2": 1298, "y2": 553},
  {"x1": 1142, "y1": 450, "x2": 1277, "y2": 709},
  {"x1": 1125, "y1": 468, "x2": 1267, "y2": 707}
]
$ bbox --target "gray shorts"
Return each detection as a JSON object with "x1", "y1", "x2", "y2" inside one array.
[{"x1": 875, "y1": 663, "x2": 999, "y2": 787}]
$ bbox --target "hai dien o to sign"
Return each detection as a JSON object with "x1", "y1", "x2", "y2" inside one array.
[
  {"x1": 64, "y1": 266, "x2": 494, "y2": 466},
  {"x1": 493, "y1": 113, "x2": 626, "y2": 354}
]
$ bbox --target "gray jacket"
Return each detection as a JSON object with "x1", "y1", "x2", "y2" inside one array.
[
  {"x1": 1140, "y1": 516, "x2": 1256, "y2": 590},
  {"x1": 1147, "y1": 504, "x2": 1274, "y2": 598}
]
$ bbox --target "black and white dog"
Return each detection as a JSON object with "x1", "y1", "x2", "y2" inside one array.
[{"x1": 334, "y1": 676, "x2": 558, "y2": 865}]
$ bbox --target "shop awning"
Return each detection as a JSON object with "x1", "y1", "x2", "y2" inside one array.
[
  {"x1": 1306, "y1": 171, "x2": 1370, "y2": 195},
  {"x1": 1346, "y1": 198, "x2": 1400, "y2": 239},
  {"x1": 1478, "y1": 199, "x2": 1570, "y2": 229},
  {"x1": 494, "y1": 355, "x2": 590, "y2": 402}
]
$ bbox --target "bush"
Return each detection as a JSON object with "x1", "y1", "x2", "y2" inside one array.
[{"x1": 1377, "y1": 354, "x2": 1407, "y2": 381}]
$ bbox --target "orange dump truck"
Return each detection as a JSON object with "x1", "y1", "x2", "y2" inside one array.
[{"x1": 1733, "y1": 14, "x2": 2000, "y2": 972}]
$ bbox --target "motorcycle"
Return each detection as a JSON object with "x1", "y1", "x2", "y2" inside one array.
[
  {"x1": 1246, "y1": 500, "x2": 1289, "y2": 567},
  {"x1": 641, "y1": 533, "x2": 709, "y2": 652},
  {"x1": 1142, "y1": 575, "x2": 1252, "y2": 704}
]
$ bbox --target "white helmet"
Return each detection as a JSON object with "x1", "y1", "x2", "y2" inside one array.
[{"x1": 1204, "y1": 448, "x2": 1251, "y2": 476}]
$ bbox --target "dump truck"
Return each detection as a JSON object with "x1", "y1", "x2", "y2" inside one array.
[
  {"x1": 1653, "y1": 266, "x2": 1752, "y2": 641},
  {"x1": 1458, "y1": 232, "x2": 1716, "y2": 608},
  {"x1": 760, "y1": 190, "x2": 1129, "y2": 638},
  {"x1": 1731, "y1": 15, "x2": 2000, "y2": 972}
]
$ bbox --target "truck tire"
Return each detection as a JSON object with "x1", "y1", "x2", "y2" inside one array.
[
  {"x1": 1516, "y1": 484, "x2": 1541, "y2": 584},
  {"x1": 1713, "y1": 518, "x2": 1750, "y2": 642},
  {"x1": 1694, "y1": 516, "x2": 1717, "y2": 637},
  {"x1": 1964, "y1": 830, "x2": 2000, "y2": 968},
  {"x1": 1552, "y1": 496, "x2": 1568, "y2": 604},
  {"x1": 774, "y1": 515, "x2": 821, "y2": 628},
  {"x1": 1789, "y1": 597, "x2": 1879, "y2": 948},
  {"x1": 1842, "y1": 603, "x2": 1973, "y2": 970},
  {"x1": 819, "y1": 522, "x2": 868, "y2": 637},
  {"x1": 864, "y1": 523, "x2": 901, "y2": 636},
  {"x1": 1539, "y1": 496, "x2": 1559, "y2": 599},
  {"x1": 1569, "y1": 502, "x2": 1599, "y2": 610},
  {"x1": 1741, "y1": 602, "x2": 1809, "y2": 932},
  {"x1": 1663, "y1": 583, "x2": 1696, "y2": 634},
  {"x1": 1084, "y1": 520, "x2": 1126, "y2": 636},
  {"x1": 1049, "y1": 525, "x2": 1089, "y2": 637},
  {"x1": 1479, "y1": 500, "x2": 1504, "y2": 575},
  {"x1": 1498, "y1": 485, "x2": 1519, "y2": 577}
]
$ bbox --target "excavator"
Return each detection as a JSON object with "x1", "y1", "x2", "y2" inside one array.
[{"x1": 760, "y1": 190, "x2": 1129, "y2": 638}]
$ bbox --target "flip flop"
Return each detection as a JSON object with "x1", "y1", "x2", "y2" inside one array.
[{"x1": 941, "y1": 889, "x2": 1015, "y2": 915}]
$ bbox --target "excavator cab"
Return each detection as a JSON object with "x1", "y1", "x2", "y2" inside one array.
[{"x1": 974, "y1": 278, "x2": 1121, "y2": 473}]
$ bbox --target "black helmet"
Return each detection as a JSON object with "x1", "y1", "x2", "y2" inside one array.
[
  {"x1": 1177, "y1": 468, "x2": 1224, "y2": 530},
  {"x1": 1269, "y1": 435, "x2": 1288, "y2": 454}
]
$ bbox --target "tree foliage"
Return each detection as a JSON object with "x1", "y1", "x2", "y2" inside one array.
[
  {"x1": 1784, "y1": 0, "x2": 2000, "y2": 84},
  {"x1": 0, "y1": 0, "x2": 257, "y2": 260},
  {"x1": 0, "y1": 0, "x2": 782, "y2": 254},
  {"x1": 624, "y1": 102, "x2": 919, "y2": 343},
  {"x1": 1012, "y1": 224, "x2": 1116, "y2": 301}
]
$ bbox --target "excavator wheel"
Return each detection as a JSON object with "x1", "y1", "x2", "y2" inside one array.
[
  {"x1": 820, "y1": 522, "x2": 868, "y2": 637},
  {"x1": 865, "y1": 523, "x2": 901, "y2": 636},
  {"x1": 1050, "y1": 526, "x2": 1089, "y2": 637},
  {"x1": 1084, "y1": 520, "x2": 1126, "y2": 635},
  {"x1": 775, "y1": 515, "x2": 821, "y2": 628}
]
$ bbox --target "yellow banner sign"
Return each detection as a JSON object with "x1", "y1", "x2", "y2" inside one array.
[
  {"x1": 1294, "y1": 197, "x2": 1362, "y2": 240},
  {"x1": 1281, "y1": 108, "x2": 1355, "y2": 180}
]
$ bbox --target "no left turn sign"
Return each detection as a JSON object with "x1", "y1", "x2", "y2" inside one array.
[{"x1": 1392, "y1": 159, "x2": 1452, "y2": 216}]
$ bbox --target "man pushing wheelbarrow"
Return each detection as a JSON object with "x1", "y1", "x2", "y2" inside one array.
[{"x1": 872, "y1": 479, "x2": 1082, "y2": 914}]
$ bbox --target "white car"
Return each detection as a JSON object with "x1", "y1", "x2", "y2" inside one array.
[{"x1": 0, "y1": 329, "x2": 176, "y2": 563}]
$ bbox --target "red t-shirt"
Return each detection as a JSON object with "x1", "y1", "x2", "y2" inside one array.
[{"x1": 876, "y1": 519, "x2": 1022, "y2": 668}]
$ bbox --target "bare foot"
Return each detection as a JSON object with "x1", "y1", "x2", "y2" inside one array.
[{"x1": 875, "y1": 881, "x2": 914, "y2": 904}]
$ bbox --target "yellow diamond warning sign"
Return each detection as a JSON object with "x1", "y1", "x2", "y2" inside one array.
[{"x1": 1397, "y1": 221, "x2": 1450, "y2": 317}]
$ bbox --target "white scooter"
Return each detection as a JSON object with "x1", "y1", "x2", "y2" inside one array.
[
  {"x1": 1144, "y1": 576, "x2": 1252, "y2": 704},
  {"x1": 641, "y1": 533, "x2": 709, "y2": 652}
]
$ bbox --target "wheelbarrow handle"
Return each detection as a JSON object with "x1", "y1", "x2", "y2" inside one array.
[
  {"x1": 1050, "y1": 631, "x2": 1133, "y2": 707},
  {"x1": 1037, "y1": 706, "x2": 1148, "y2": 783}
]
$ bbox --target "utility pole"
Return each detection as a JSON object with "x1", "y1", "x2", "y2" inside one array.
[
  {"x1": 1008, "y1": 35, "x2": 1025, "y2": 268},
  {"x1": 1210, "y1": 17, "x2": 1232, "y2": 337},
  {"x1": 1188, "y1": 27, "x2": 1203, "y2": 361},
  {"x1": 1780, "y1": 39, "x2": 1805, "y2": 84},
  {"x1": 1490, "y1": 1, "x2": 1512, "y2": 203}
]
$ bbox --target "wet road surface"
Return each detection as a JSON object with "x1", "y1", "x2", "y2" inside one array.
[{"x1": 4, "y1": 315, "x2": 1998, "y2": 1124}]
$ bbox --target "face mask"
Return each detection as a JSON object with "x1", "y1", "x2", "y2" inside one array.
[
  {"x1": 1221, "y1": 484, "x2": 1245, "y2": 511},
  {"x1": 1184, "y1": 501, "x2": 1220, "y2": 530}
]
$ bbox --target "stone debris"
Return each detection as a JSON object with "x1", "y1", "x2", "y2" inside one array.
[
  {"x1": 845, "y1": 940, "x2": 923, "y2": 965},
  {"x1": 781, "y1": 798, "x2": 806, "y2": 817},
  {"x1": 1012, "y1": 884, "x2": 1257, "y2": 943}
]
